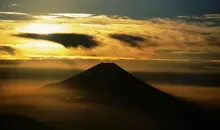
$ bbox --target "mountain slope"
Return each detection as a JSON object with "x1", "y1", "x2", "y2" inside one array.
[{"x1": 45, "y1": 63, "x2": 216, "y2": 130}]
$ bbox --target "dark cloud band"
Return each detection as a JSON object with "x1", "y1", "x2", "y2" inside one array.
[
  {"x1": 14, "y1": 33, "x2": 99, "y2": 49},
  {"x1": 109, "y1": 34, "x2": 145, "y2": 47},
  {"x1": 0, "y1": 46, "x2": 16, "y2": 55}
]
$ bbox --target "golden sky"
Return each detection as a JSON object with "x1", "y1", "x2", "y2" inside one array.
[{"x1": 1, "y1": 12, "x2": 220, "y2": 71}]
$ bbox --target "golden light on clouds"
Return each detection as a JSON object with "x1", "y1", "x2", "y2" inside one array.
[
  {"x1": 16, "y1": 23, "x2": 68, "y2": 34},
  {"x1": 48, "y1": 13, "x2": 93, "y2": 18},
  {"x1": 0, "y1": 12, "x2": 220, "y2": 63},
  {"x1": 17, "y1": 41, "x2": 67, "y2": 55}
]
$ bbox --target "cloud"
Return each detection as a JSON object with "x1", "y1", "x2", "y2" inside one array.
[
  {"x1": 0, "y1": 12, "x2": 220, "y2": 62},
  {"x1": 0, "y1": 12, "x2": 35, "y2": 21},
  {"x1": 48, "y1": 13, "x2": 94, "y2": 18},
  {"x1": 177, "y1": 14, "x2": 220, "y2": 27},
  {"x1": 178, "y1": 14, "x2": 220, "y2": 20},
  {"x1": 204, "y1": 14, "x2": 220, "y2": 19},
  {"x1": 136, "y1": 72, "x2": 220, "y2": 87},
  {"x1": 205, "y1": 36, "x2": 220, "y2": 46},
  {"x1": 14, "y1": 33, "x2": 99, "y2": 49},
  {"x1": 109, "y1": 34, "x2": 145, "y2": 48},
  {"x1": 0, "y1": 46, "x2": 16, "y2": 55}
]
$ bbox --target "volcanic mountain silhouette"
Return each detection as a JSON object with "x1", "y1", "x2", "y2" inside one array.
[
  {"x1": 45, "y1": 63, "x2": 198, "y2": 108},
  {"x1": 45, "y1": 63, "x2": 217, "y2": 130}
]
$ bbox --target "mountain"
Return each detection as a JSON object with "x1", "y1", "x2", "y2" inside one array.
[
  {"x1": 0, "y1": 115, "x2": 52, "y2": 130},
  {"x1": 45, "y1": 63, "x2": 195, "y2": 108},
  {"x1": 45, "y1": 62, "x2": 217, "y2": 130}
]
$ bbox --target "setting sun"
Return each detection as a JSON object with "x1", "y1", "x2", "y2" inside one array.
[
  {"x1": 17, "y1": 23, "x2": 67, "y2": 34},
  {"x1": 16, "y1": 41, "x2": 67, "y2": 55}
]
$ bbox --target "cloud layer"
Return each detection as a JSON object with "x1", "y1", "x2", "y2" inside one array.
[{"x1": 0, "y1": 12, "x2": 220, "y2": 62}]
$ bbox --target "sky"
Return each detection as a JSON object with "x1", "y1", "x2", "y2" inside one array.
[
  {"x1": 0, "y1": 12, "x2": 220, "y2": 72},
  {"x1": 1, "y1": 0, "x2": 220, "y2": 18},
  {"x1": 0, "y1": 0, "x2": 220, "y2": 73}
]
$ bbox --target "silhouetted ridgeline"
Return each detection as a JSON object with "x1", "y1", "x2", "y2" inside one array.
[{"x1": 0, "y1": 115, "x2": 53, "y2": 130}]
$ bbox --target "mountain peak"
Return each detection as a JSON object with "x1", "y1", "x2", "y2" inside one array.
[
  {"x1": 43, "y1": 62, "x2": 214, "y2": 130},
  {"x1": 45, "y1": 62, "x2": 201, "y2": 111},
  {"x1": 89, "y1": 62, "x2": 122, "y2": 69},
  {"x1": 98, "y1": 62, "x2": 118, "y2": 66},
  {"x1": 61, "y1": 62, "x2": 142, "y2": 88},
  {"x1": 46, "y1": 62, "x2": 196, "y2": 109},
  {"x1": 58, "y1": 62, "x2": 171, "y2": 102},
  {"x1": 79, "y1": 62, "x2": 126, "y2": 77},
  {"x1": 89, "y1": 62, "x2": 121, "y2": 70}
]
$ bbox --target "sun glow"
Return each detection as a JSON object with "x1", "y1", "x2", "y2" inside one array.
[
  {"x1": 17, "y1": 23, "x2": 67, "y2": 34},
  {"x1": 16, "y1": 41, "x2": 67, "y2": 55}
]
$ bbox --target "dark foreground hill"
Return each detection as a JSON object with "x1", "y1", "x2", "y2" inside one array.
[
  {"x1": 0, "y1": 115, "x2": 53, "y2": 130},
  {"x1": 45, "y1": 63, "x2": 218, "y2": 130}
]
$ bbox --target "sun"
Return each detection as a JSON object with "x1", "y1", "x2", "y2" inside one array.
[
  {"x1": 17, "y1": 23, "x2": 67, "y2": 34},
  {"x1": 16, "y1": 40, "x2": 67, "y2": 56},
  {"x1": 15, "y1": 23, "x2": 69, "y2": 56}
]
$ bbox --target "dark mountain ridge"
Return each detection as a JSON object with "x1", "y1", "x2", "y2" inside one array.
[{"x1": 0, "y1": 114, "x2": 52, "y2": 130}]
